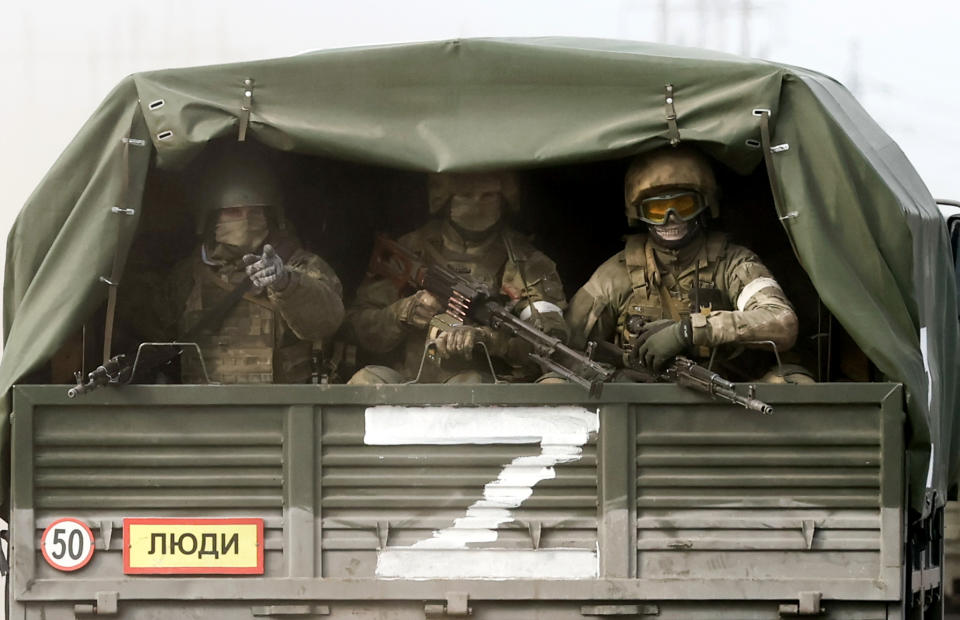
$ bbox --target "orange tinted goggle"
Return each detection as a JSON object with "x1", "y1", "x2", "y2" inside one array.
[{"x1": 634, "y1": 191, "x2": 705, "y2": 224}]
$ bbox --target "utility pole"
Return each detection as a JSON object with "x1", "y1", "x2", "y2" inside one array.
[
  {"x1": 660, "y1": 0, "x2": 669, "y2": 43},
  {"x1": 740, "y1": 0, "x2": 752, "y2": 56},
  {"x1": 697, "y1": 0, "x2": 708, "y2": 48},
  {"x1": 848, "y1": 39, "x2": 862, "y2": 99}
]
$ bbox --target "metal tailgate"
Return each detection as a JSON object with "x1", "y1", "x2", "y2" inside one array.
[{"x1": 9, "y1": 382, "x2": 903, "y2": 619}]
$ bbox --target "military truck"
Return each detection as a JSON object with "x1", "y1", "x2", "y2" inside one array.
[{"x1": 2, "y1": 39, "x2": 957, "y2": 619}]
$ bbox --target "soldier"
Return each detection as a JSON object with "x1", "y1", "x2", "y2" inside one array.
[
  {"x1": 130, "y1": 149, "x2": 344, "y2": 384},
  {"x1": 345, "y1": 171, "x2": 568, "y2": 384},
  {"x1": 566, "y1": 145, "x2": 809, "y2": 382}
]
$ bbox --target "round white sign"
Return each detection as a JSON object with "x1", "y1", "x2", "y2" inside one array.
[{"x1": 41, "y1": 518, "x2": 95, "y2": 571}]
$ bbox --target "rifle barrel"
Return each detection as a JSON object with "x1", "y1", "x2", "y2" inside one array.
[{"x1": 711, "y1": 385, "x2": 774, "y2": 415}]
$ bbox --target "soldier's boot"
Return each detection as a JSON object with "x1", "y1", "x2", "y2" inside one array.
[{"x1": 347, "y1": 365, "x2": 406, "y2": 385}]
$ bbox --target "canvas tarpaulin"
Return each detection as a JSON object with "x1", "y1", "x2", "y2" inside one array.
[{"x1": 2, "y1": 38, "x2": 956, "y2": 510}]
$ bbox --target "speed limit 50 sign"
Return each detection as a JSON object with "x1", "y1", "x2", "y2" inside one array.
[{"x1": 41, "y1": 518, "x2": 95, "y2": 571}]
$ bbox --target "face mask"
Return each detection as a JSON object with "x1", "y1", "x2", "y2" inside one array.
[
  {"x1": 652, "y1": 219, "x2": 689, "y2": 242},
  {"x1": 449, "y1": 192, "x2": 503, "y2": 234},
  {"x1": 648, "y1": 212, "x2": 699, "y2": 249},
  {"x1": 214, "y1": 207, "x2": 269, "y2": 253}
]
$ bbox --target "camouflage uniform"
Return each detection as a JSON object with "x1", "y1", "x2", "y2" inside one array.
[
  {"x1": 136, "y1": 237, "x2": 343, "y2": 384},
  {"x1": 176, "y1": 243, "x2": 343, "y2": 384},
  {"x1": 346, "y1": 218, "x2": 568, "y2": 384},
  {"x1": 124, "y1": 146, "x2": 345, "y2": 384},
  {"x1": 566, "y1": 230, "x2": 798, "y2": 364},
  {"x1": 567, "y1": 145, "x2": 800, "y2": 380}
]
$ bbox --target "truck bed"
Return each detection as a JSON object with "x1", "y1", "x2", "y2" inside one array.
[{"x1": 9, "y1": 382, "x2": 904, "y2": 619}]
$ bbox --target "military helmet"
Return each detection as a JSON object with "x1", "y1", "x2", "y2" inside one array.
[
  {"x1": 427, "y1": 171, "x2": 520, "y2": 214},
  {"x1": 624, "y1": 146, "x2": 719, "y2": 227},
  {"x1": 195, "y1": 147, "x2": 284, "y2": 233}
]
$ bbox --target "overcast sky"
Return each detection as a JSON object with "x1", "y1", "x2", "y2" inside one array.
[{"x1": 1, "y1": 0, "x2": 958, "y2": 259}]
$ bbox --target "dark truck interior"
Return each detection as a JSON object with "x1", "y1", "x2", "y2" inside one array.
[{"x1": 42, "y1": 138, "x2": 874, "y2": 386}]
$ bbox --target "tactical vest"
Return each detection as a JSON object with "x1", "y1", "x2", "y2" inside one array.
[
  {"x1": 618, "y1": 232, "x2": 733, "y2": 350},
  {"x1": 403, "y1": 227, "x2": 516, "y2": 381},
  {"x1": 180, "y1": 262, "x2": 312, "y2": 384},
  {"x1": 422, "y1": 231, "x2": 509, "y2": 290}
]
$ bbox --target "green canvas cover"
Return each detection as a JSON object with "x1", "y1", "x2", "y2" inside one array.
[{"x1": 2, "y1": 38, "x2": 957, "y2": 511}]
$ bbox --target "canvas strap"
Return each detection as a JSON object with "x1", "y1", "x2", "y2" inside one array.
[
  {"x1": 664, "y1": 84, "x2": 681, "y2": 146},
  {"x1": 184, "y1": 277, "x2": 252, "y2": 340},
  {"x1": 657, "y1": 281, "x2": 683, "y2": 322},
  {"x1": 102, "y1": 111, "x2": 150, "y2": 362}
]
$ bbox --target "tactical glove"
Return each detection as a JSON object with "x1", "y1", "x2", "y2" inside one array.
[
  {"x1": 434, "y1": 325, "x2": 507, "y2": 361},
  {"x1": 635, "y1": 318, "x2": 692, "y2": 372},
  {"x1": 389, "y1": 290, "x2": 444, "y2": 329},
  {"x1": 630, "y1": 319, "x2": 676, "y2": 344},
  {"x1": 242, "y1": 244, "x2": 290, "y2": 291}
]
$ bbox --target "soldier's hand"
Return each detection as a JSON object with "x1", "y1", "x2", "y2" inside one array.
[
  {"x1": 434, "y1": 325, "x2": 502, "y2": 361},
  {"x1": 391, "y1": 290, "x2": 444, "y2": 329},
  {"x1": 635, "y1": 319, "x2": 692, "y2": 372},
  {"x1": 243, "y1": 244, "x2": 290, "y2": 292},
  {"x1": 631, "y1": 319, "x2": 675, "y2": 346}
]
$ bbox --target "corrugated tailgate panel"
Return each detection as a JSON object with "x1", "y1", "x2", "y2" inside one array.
[
  {"x1": 32, "y1": 406, "x2": 285, "y2": 579},
  {"x1": 945, "y1": 502, "x2": 960, "y2": 597},
  {"x1": 636, "y1": 402, "x2": 884, "y2": 580},
  {"x1": 320, "y1": 406, "x2": 599, "y2": 578}
]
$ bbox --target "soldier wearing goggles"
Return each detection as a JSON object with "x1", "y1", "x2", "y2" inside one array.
[{"x1": 566, "y1": 145, "x2": 810, "y2": 383}]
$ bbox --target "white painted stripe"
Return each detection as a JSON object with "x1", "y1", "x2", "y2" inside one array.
[
  {"x1": 735, "y1": 277, "x2": 782, "y2": 311},
  {"x1": 411, "y1": 443, "x2": 583, "y2": 549},
  {"x1": 519, "y1": 300, "x2": 563, "y2": 321},
  {"x1": 921, "y1": 326, "x2": 935, "y2": 489},
  {"x1": 364, "y1": 406, "x2": 598, "y2": 446},
  {"x1": 365, "y1": 406, "x2": 599, "y2": 574},
  {"x1": 376, "y1": 549, "x2": 599, "y2": 579}
]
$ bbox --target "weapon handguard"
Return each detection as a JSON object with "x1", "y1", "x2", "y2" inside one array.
[
  {"x1": 665, "y1": 356, "x2": 774, "y2": 414},
  {"x1": 68, "y1": 354, "x2": 129, "y2": 398}
]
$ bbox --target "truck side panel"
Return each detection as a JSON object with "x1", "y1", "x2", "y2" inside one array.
[{"x1": 9, "y1": 383, "x2": 903, "y2": 619}]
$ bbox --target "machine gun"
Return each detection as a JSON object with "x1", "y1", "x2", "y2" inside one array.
[
  {"x1": 667, "y1": 356, "x2": 773, "y2": 414},
  {"x1": 67, "y1": 354, "x2": 130, "y2": 398},
  {"x1": 590, "y1": 340, "x2": 774, "y2": 414},
  {"x1": 369, "y1": 234, "x2": 614, "y2": 396},
  {"x1": 67, "y1": 341, "x2": 212, "y2": 398}
]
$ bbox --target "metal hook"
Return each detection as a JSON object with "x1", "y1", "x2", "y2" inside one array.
[
  {"x1": 239, "y1": 78, "x2": 254, "y2": 142},
  {"x1": 475, "y1": 341, "x2": 506, "y2": 385},
  {"x1": 744, "y1": 340, "x2": 794, "y2": 383},
  {"x1": 405, "y1": 339, "x2": 436, "y2": 385},
  {"x1": 128, "y1": 342, "x2": 215, "y2": 385}
]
